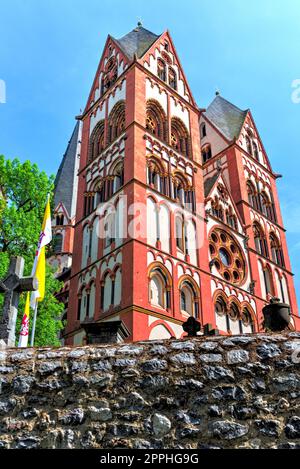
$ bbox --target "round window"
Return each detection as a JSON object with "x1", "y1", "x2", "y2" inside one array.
[{"x1": 209, "y1": 228, "x2": 246, "y2": 285}]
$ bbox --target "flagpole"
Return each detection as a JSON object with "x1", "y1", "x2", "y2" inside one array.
[{"x1": 30, "y1": 302, "x2": 38, "y2": 347}]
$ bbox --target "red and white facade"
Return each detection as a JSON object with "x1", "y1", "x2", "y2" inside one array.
[{"x1": 56, "y1": 25, "x2": 299, "y2": 345}]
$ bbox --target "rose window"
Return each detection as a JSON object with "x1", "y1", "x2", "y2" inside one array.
[{"x1": 209, "y1": 229, "x2": 246, "y2": 285}]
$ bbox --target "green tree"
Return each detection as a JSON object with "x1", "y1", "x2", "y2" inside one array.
[{"x1": 0, "y1": 156, "x2": 64, "y2": 346}]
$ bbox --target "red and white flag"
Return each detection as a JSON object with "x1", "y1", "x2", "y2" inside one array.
[{"x1": 18, "y1": 293, "x2": 30, "y2": 348}]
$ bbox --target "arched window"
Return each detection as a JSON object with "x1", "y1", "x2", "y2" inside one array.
[
  {"x1": 89, "y1": 120, "x2": 105, "y2": 161},
  {"x1": 175, "y1": 215, "x2": 185, "y2": 251},
  {"x1": 82, "y1": 225, "x2": 90, "y2": 268},
  {"x1": 112, "y1": 162, "x2": 124, "y2": 194},
  {"x1": 270, "y1": 233, "x2": 285, "y2": 267},
  {"x1": 215, "y1": 297, "x2": 227, "y2": 315},
  {"x1": 148, "y1": 167, "x2": 160, "y2": 191},
  {"x1": 79, "y1": 287, "x2": 88, "y2": 321},
  {"x1": 228, "y1": 301, "x2": 242, "y2": 335},
  {"x1": 89, "y1": 283, "x2": 96, "y2": 319},
  {"x1": 157, "y1": 59, "x2": 166, "y2": 82},
  {"x1": 202, "y1": 144, "x2": 212, "y2": 163},
  {"x1": 102, "y1": 272, "x2": 112, "y2": 312},
  {"x1": 260, "y1": 191, "x2": 271, "y2": 219},
  {"x1": 253, "y1": 223, "x2": 269, "y2": 257},
  {"x1": 246, "y1": 135, "x2": 253, "y2": 156},
  {"x1": 95, "y1": 181, "x2": 106, "y2": 206},
  {"x1": 149, "y1": 269, "x2": 169, "y2": 309},
  {"x1": 53, "y1": 233, "x2": 63, "y2": 254},
  {"x1": 215, "y1": 295, "x2": 256, "y2": 335},
  {"x1": 179, "y1": 280, "x2": 199, "y2": 319},
  {"x1": 171, "y1": 118, "x2": 191, "y2": 158},
  {"x1": 113, "y1": 267, "x2": 122, "y2": 306},
  {"x1": 260, "y1": 191, "x2": 268, "y2": 218},
  {"x1": 174, "y1": 182, "x2": 185, "y2": 206},
  {"x1": 180, "y1": 284, "x2": 193, "y2": 317},
  {"x1": 108, "y1": 101, "x2": 126, "y2": 144},
  {"x1": 264, "y1": 266, "x2": 274, "y2": 296},
  {"x1": 260, "y1": 191, "x2": 276, "y2": 222},
  {"x1": 200, "y1": 123, "x2": 207, "y2": 138},
  {"x1": 229, "y1": 302, "x2": 239, "y2": 320},
  {"x1": 215, "y1": 296, "x2": 230, "y2": 332},
  {"x1": 147, "y1": 158, "x2": 167, "y2": 195},
  {"x1": 84, "y1": 193, "x2": 95, "y2": 217},
  {"x1": 104, "y1": 210, "x2": 116, "y2": 248},
  {"x1": 146, "y1": 100, "x2": 167, "y2": 142},
  {"x1": 226, "y1": 209, "x2": 237, "y2": 230},
  {"x1": 173, "y1": 174, "x2": 193, "y2": 209},
  {"x1": 56, "y1": 214, "x2": 64, "y2": 226},
  {"x1": 101, "y1": 57, "x2": 118, "y2": 94},
  {"x1": 85, "y1": 287, "x2": 91, "y2": 319},
  {"x1": 253, "y1": 141, "x2": 259, "y2": 161},
  {"x1": 211, "y1": 198, "x2": 224, "y2": 221},
  {"x1": 168, "y1": 67, "x2": 177, "y2": 90},
  {"x1": 241, "y1": 308, "x2": 255, "y2": 333},
  {"x1": 247, "y1": 181, "x2": 260, "y2": 211}
]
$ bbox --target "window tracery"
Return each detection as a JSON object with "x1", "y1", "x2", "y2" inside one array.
[
  {"x1": 253, "y1": 223, "x2": 269, "y2": 258},
  {"x1": 209, "y1": 228, "x2": 246, "y2": 285},
  {"x1": 108, "y1": 101, "x2": 126, "y2": 145},
  {"x1": 171, "y1": 117, "x2": 191, "y2": 158},
  {"x1": 146, "y1": 100, "x2": 168, "y2": 142}
]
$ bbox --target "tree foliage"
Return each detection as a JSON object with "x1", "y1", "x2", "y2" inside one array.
[{"x1": 0, "y1": 155, "x2": 64, "y2": 346}]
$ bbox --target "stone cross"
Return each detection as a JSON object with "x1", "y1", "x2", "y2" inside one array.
[
  {"x1": 183, "y1": 317, "x2": 201, "y2": 337},
  {"x1": 0, "y1": 257, "x2": 38, "y2": 348}
]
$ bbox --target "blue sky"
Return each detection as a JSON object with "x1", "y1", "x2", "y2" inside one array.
[{"x1": 0, "y1": 0, "x2": 300, "y2": 301}]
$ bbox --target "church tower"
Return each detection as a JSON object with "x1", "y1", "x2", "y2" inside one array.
[
  {"x1": 60, "y1": 24, "x2": 299, "y2": 345},
  {"x1": 200, "y1": 95, "x2": 299, "y2": 332}
]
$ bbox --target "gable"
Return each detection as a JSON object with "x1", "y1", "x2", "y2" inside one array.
[
  {"x1": 84, "y1": 36, "x2": 130, "y2": 113},
  {"x1": 200, "y1": 115, "x2": 229, "y2": 158},
  {"x1": 205, "y1": 173, "x2": 244, "y2": 235},
  {"x1": 53, "y1": 202, "x2": 70, "y2": 223},
  {"x1": 238, "y1": 112, "x2": 272, "y2": 171},
  {"x1": 142, "y1": 31, "x2": 196, "y2": 106}
]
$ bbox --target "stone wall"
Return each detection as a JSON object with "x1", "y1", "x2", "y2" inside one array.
[{"x1": 0, "y1": 332, "x2": 300, "y2": 449}]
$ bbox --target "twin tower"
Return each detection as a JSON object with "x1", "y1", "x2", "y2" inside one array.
[{"x1": 51, "y1": 25, "x2": 299, "y2": 344}]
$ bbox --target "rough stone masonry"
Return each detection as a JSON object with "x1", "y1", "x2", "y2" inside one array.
[{"x1": 0, "y1": 332, "x2": 300, "y2": 449}]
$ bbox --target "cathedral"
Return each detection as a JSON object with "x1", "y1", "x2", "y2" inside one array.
[{"x1": 50, "y1": 24, "x2": 299, "y2": 345}]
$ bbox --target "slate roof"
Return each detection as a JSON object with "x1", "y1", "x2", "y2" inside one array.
[
  {"x1": 204, "y1": 95, "x2": 248, "y2": 142},
  {"x1": 113, "y1": 25, "x2": 160, "y2": 60},
  {"x1": 54, "y1": 122, "x2": 80, "y2": 218},
  {"x1": 204, "y1": 174, "x2": 220, "y2": 198}
]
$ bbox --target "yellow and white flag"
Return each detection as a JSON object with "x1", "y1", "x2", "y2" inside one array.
[
  {"x1": 18, "y1": 196, "x2": 52, "y2": 348},
  {"x1": 30, "y1": 196, "x2": 52, "y2": 307},
  {"x1": 18, "y1": 293, "x2": 31, "y2": 348}
]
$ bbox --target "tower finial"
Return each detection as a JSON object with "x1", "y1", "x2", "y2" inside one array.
[
  {"x1": 215, "y1": 88, "x2": 220, "y2": 96},
  {"x1": 137, "y1": 17, "x2": 143, "y2": 27}
]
